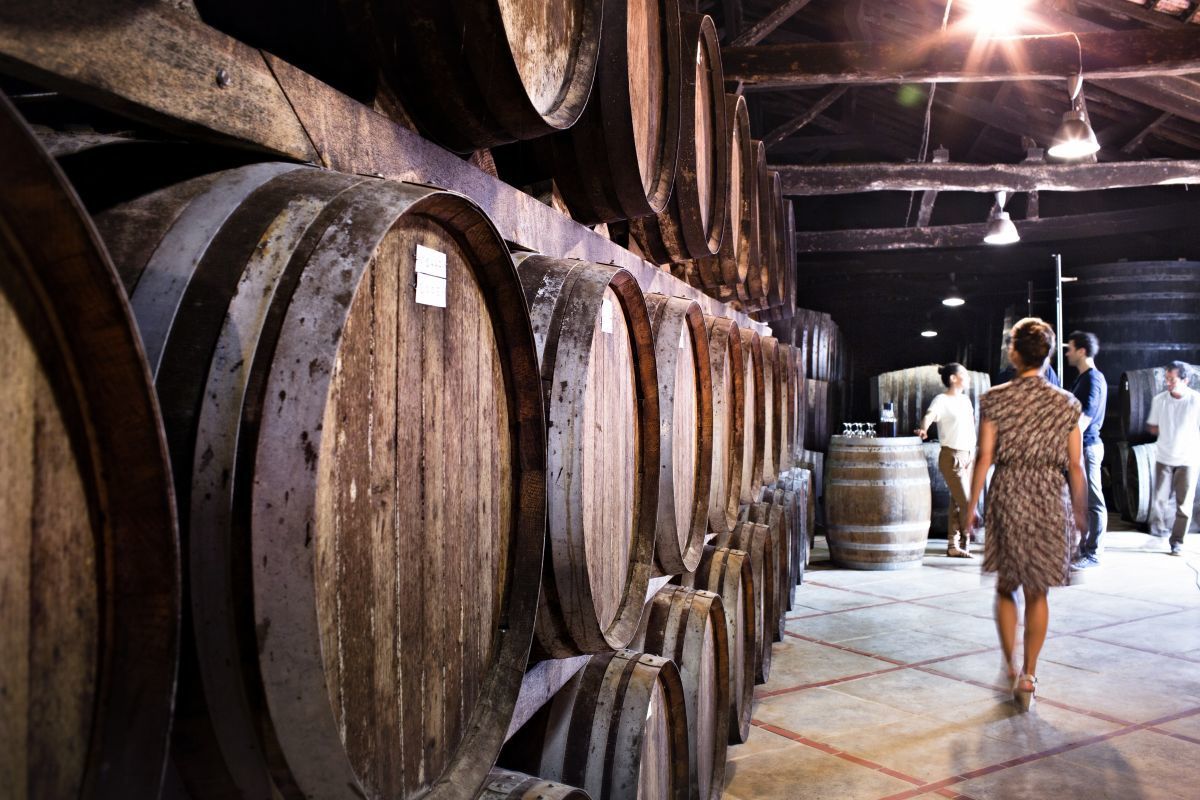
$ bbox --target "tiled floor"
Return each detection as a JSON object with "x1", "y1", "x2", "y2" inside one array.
[{"x1": 723, "y1": 517, "x2": 1200, "y2": 800}]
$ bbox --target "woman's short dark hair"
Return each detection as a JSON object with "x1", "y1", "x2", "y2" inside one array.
[
  {"x1": 938, "y1": 362, "x2": 965, "y2": 387},
  {"x1": 1011, "y1": 317, "x2": 1054, "y2": 369}
]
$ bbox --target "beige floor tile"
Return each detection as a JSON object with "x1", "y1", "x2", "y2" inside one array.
[
  {"x1": 957, "y1": 750, "x2": 1187, "y2": 800},
  {"x1": 722, "y1": 739, "x2": 916, "y2": 800},
  {"x1": 1153, "y1": 712, "x2": 1200, "y2": 741},
  {"x1": 753, "y1": 687, "x2": 922, "y2": 739},
  {"x1": 1052, "y1": 587, "x2": 1182, "y2": 623},
  {"x1": 1083, "y1": 611, "x2": 1200, "y2": 654},
  {"x1": 725, "y1": 724, "x2": 797, "y2": 762},
  {"x1": 946, "y1": 696, "x2": 1125, "y2": 751},
  {"x1": 788, "y1": 584, "x2": 892, "y2": 614},
  {"x1": 826, "y1": 669, "x2": 1008, "y2": 720},
  {"x1": 855, "y1": 570, "x2": 989, "y2": 602},
  {"x1": 1055, "y1": 729, "x2": 1200, "y2": 796},
  {"x1": 831, "y1": 628, "x2": 985, "y2": 665},
  {"x1": 755, "y1": 637, "x2": 896, "y2": 691}
]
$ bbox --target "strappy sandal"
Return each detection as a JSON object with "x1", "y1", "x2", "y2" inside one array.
[{"x1": 1014, "y1": 673, "x2": 1037, "y2": 712}]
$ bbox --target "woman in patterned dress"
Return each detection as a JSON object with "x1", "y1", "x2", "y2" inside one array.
[{"x1": 964, "y1": 318, "x2": 1087, "y2": 710}]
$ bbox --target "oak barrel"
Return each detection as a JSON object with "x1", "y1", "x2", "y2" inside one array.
[
  {"x1": 749, "y1": 494, "x2": 791, "y2": 633},
  {"x1": 1120, "y1": 368, "x2": 1168, "y2": 444},
  {"x1": 502, "y1": 650, "x2": 690, "y2": 800},
  {"x1": 825, "y1": 436, "x2": 932, "y2": 570},
  {"x1": 195, "y1": 1, "x2": 603, "y2": 152},
  {"x1": 1127, "y1": 443, "x2": 1157, "y2": 525},
  {"x1": 96, "y1": 164, "x2": 546, "y2": 799},
  {"x1": 696, "y1": 94, "x2": 753, "y2": 291},
  {"x1": 644, "y1": 295, "x2": 714, "y2": 574},
  {"x1": 791, "y1": 344, "x2": 807, "y2": 457},
  {"x1": 739, "y1": 327, "x2": 767, "y2": 503},
  {"x1": 805, "y1": 378, "x2": 831, "y2": 451},
  {"x1": 0, "y1": 93, "x2": 179, "y2": 800},
  {"x1": 629, "y1": 13, "x2": 729, "y2": 262},
  {"x1": 543, "y1": 0, "x2": 684, "y2": 224},
  {"x1": 634, "y1": 585, "x2": 730, "y2": 800},
  {"x1": 704, "y1": 316, "x2": 746, "y2": 533},
  {"x1": 870, "y1": 365, "x2": 990, "y2": 438},
  {"x1": 745, "y1": 140, "x2": 769, "y2": 301},
  {"x1": 516, "y1": 255, "x2": 660, "y2": 656},
  {"x1": 480, "y1": 769, "x2": 590, "y2": 799},
  {"x1": 713, "y1": 522, "x2": 774, "y2": 684},
  {"x1": 678, "y1": 546, "x2": 755, "y2": 744},
  {"x1": 1063, "y1": 261, "x2": 1200, "y2": 436},
  {"x1": 766, "y1": 171, "x2": 786, "y2": 308},
  {"x1": 759, "y1": 336, "x2": 779, "y2": 486},
  {"x1": 773, "y1": 342, "x2": 794, "y2": 476}
]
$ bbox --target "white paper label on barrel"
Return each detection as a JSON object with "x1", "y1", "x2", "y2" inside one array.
[
  {"x1": 415, "y1": 244, "x2": 448, "y2": 307},
  {"x1": 601, "y1": 298, "x2": 613, "y2": 334}
]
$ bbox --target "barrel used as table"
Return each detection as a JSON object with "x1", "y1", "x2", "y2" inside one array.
[{"x1": 825, "y1": 436, "x2": 932, "y2": 570}]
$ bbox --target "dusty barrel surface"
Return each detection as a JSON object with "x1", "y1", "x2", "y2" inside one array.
[
  {"x1": 645, "y1": 295, "x2": 713, "y2": 574},
  {"x1": 96, "y1": 163, "x2": 546, "y2": 800},
  {"x1": 544, "y1": 0, "x2": 683, "y2": 223},
  {"x1": 630, "y1": 12, "x2": 728, "y2": 262},
  {"x1": 749, "y1": 496, "x2": 789, "y2": 633},
  {"x1": 679, "y1": 545, "x2": 755, "y2": 744},
  {"x1": 758, "y1": 336, "x2": 779, "y2": 486},
  {"x1": 739, "y1": 327, "x2": 766, "y2": 503},
  {"x1": 713, "y1": 522, "x2": 774, "y2": 684},
  {"x1": 0, "y1": 95, "x2": 179, "y2": 800},
  {"x1": 704, "y1": 316, "x2": 745, "y2": 533},
  {"x1": 825, "y1": 436, "x2": 932, "y2": 570},
  {"x1": 772, "y1": 342, "x2": 794, "y2": 476},
  {"x1": 696, "y1": 93, "x2": 753, "y2": 292},
  {"x1": 870, "y1": 365, "x2": 990, "y2": 437},
  {"x1": 502, "y1": 650, "x2": 690, "y2": 800},
  {"x1": 635, "y1": 585, "x2": 730, "y2": 800},
  {"x1": 195, "y1": 0, "x2": 603, "y2": 151},
  {"x1": 480, "y1": 769, "x2": 590, "y2": 799},
  {"x1": 745, "y1": 140, "x2": 769, "y2": 301},
  {"x1": 517, "y1": 255, "x2": 660, "y2": 656},
  {"x1": 805, "y1": 378, "x2": 830, "y2": 451},
  {"x1": 1120, "y1": 368, "x2": 1167, "y2": 444},
  {"x1": 766, "y1": 171, "x2": 786, "y2": 308}
]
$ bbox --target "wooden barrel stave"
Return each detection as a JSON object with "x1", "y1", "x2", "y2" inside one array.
[
  {"x1": 749, "y1": 496, "x2": 790, "y2": 635},
  {"x1": 0, "y1": 96, "x2": 179, "y2": 799},
  {"x1": 825, "y1": 437, "x2": 932, "y2": 570},
  {"x1": 1120, "y1": 368, "x2": 1167, "y2": 444},
  {"x1": 713, "y1": 522, "x2": 773, "y2": 684},
  {"x1": 738, "y1": 328, "x2": 766, "y2": 503},
  {"x1": 517, "y1": 255, "x2": 660, "y2": 656},
  {"x1": 704, "y1": 317, "x2": 745, "y2": 533},
  {"x1": 480, "y1": 769, "x2": 591, "y2": 799},
  {"x1": 644, "y1": 295, "x2": 713, "y2": 574},
  {"x1": 634, "y1": 585, "x2": 730, "y2": 800},
  {"x1": 99, "y1": 165, "x2": 547, "y2": 799},
  {"x1": 695, "y1": 94, "x2": 753, "y2": 291},
  {"x1": 745, "y1": 140, "x2": 769, "y2": 301}
]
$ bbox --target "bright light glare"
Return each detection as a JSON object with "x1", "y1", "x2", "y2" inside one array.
[
  {"x1": 942, "y1": 296, "x2": 966, "y2": 307},
  {"x1": 921, "y1": 330, "x2": 938, "y2": 338},
  {"x1": 964, "y1": 0, "x2": 1031, "y2": 34},
  {"x1": 1047, "y1": 136, "x2": 1100, "y2": 159}
]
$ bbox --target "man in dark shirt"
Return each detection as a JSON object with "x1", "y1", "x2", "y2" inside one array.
[{"x1": 1067, "y1": 331, "x2": 1107, "y2": 568}]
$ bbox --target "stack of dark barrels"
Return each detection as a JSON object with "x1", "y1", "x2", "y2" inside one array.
[{"x1": 0, "y1": 2, "x2": 838, "y2": 797}]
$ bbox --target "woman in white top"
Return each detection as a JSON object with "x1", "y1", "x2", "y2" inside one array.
[{"x1": 916, "y1": 363, "x2": 979, "y2": 558}]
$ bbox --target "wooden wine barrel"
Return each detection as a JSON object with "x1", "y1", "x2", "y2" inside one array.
[
  {"x1": 644, "y1": 295, "x2": 713, "y2": 574},
  {"x1": 781, "y1": 469, "x2": 813, "y2": 577},
  {"x1": 745, "y1": 141, "x2": 769, "y2": 301},
  {"x1": 781, "y1": 198, "x2": 797, "y2": 317},
  {"x1": 791, "y1": 344, "x2": 807, "y2": 458},
  {"x1": 97, "y1": 164, "x2": 546, "y2": 799},
  {"x1": 1113, "y1": 440, "x2": 1132, "y2": 521},
  {"x1": 516, "y1": 255, "x2": 659, "y2": 656},
  {"x1": 1127, "y1": 443, "x2": 1157, "y2": 525},
  {"x1": 502, "y1": 650, "x2": 690, "y2": 800},
  {"x1": 749, "y1": 493, "x2": 791, "y2": 631},
  {"x1": 635, "y1": 585, "x2": 730, "y2": 800},
  {"x1": 695, "y1": 94, "x2": 753, "y2": 291},
  {"x1": 713, "y1": 522, "x2": 774, "y2": 683},
  {"x1": 1064, "y1": 261, "x2": 1200, "y2": 437},
  {"x1": 0, "y1": 93, "x2": 179, "y2": 800},
  {"x1": 775, "y1": 342, "x2": 794, "y2": 476},
  {"x1": 679, "y1": 546, "x2": 755, "y2": 744},
  {"x1": 480, "y1": 769, "x2": 590, "y2": 799},
  {"x1": 805, "y1": 378, "x2": 830, "y2": 451},
  {"x1": 923, "y1": 441, "x2": 952, "y2": 536},
  {"x1": 825, "y1": 436, "x2": 932, "y2": 570},
  {"x1": 195, "y1": 1, "x2": 602, "y2": 152},
  {"x1": 629, "y1": 13, "x2": 729, "y2": 262},
  {"x1": 705, "y1": 317, "x2": 746, "y2": 533},
  {"x1": 739, "y1": 328, "x2": 766, "y2": 503},
  {"x1": 766, "y1": 171, "x2": 786, "y2": 308},
  {"x1": 543, "y1": 0, "x2": 684, "y2": 224},
  {"x1": 870, "y1": 365, "x2": 991, "y2": 437},
  {"x1": 1120, "y1": 368, "x2": 1168, "y2": 444}
]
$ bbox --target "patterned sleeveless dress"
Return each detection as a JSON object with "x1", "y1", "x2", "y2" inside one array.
[{"x1": 980, "y1": 376, "x2": 1082, "y2": 594}]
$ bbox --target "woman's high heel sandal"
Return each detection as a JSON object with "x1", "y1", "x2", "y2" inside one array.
[{"x1": 1013, "y1": 674, "x2": 1037, "y2": 712}]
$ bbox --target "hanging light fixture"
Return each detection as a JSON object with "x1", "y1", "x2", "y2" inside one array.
[
  {"x1": 1049, "y1": 74, "x2": 1099, "y2": 159},
  {"x1": 921, "y1": 329, "x2": 938, "y2": 338},
  {"x1": 942, "y1": 273, "x2": 965, "y2": 307},
  {"x1": 984, "y1": 190, "x2": 1020, "y2": 245}
]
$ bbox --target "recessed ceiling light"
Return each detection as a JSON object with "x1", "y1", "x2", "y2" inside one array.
[{"x1": 921, "y1": 329, "x2": 938, "y2": 338}]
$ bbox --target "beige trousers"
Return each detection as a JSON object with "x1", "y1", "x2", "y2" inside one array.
[{"x1": 939, "y1": 446, "x2": 975, "y2": 546}]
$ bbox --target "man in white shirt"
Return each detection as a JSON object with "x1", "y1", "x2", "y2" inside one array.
[{"x1": 1146, "y1": 361, "x2": 1200, "y2": 556}]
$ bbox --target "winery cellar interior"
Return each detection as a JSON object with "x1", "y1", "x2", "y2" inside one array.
[{"x1": 2, "y1": 1, "x2": 1199, "y2": 799}]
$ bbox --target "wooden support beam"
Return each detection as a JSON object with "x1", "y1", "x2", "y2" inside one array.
[
  {"x1": 763, "y1": 86, "x2": 848, "y2": 146},
  {"x1": 774, "y1": 159, "x2": 1200, "y2": 195},
  {"x1": 1073, "y1": 0, "x2": 1186, "y2": 29},
  {"x1": 794, "y1": 202, "x2": 1199, "y2": 252},
  {"x1": 724, "y1": 27, "x2": 1200, "y2": 88},
  {"x1": 729, "y1": 0, "x2": 815, "y2": 47},
  {"x1": 1022, "y1": 144, "x2": 1044, "y2": 220},
  {"x1": 1121, "y1": 110, "x2": 1175, "y2": 152},
  {"x1": 915, "y1": 146, "x2": 949, "y2": 228}
]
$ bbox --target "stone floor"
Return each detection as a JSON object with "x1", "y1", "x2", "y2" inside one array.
[{"x1": 723, "y1": 517, "x2": 1200, "y2": 800}]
